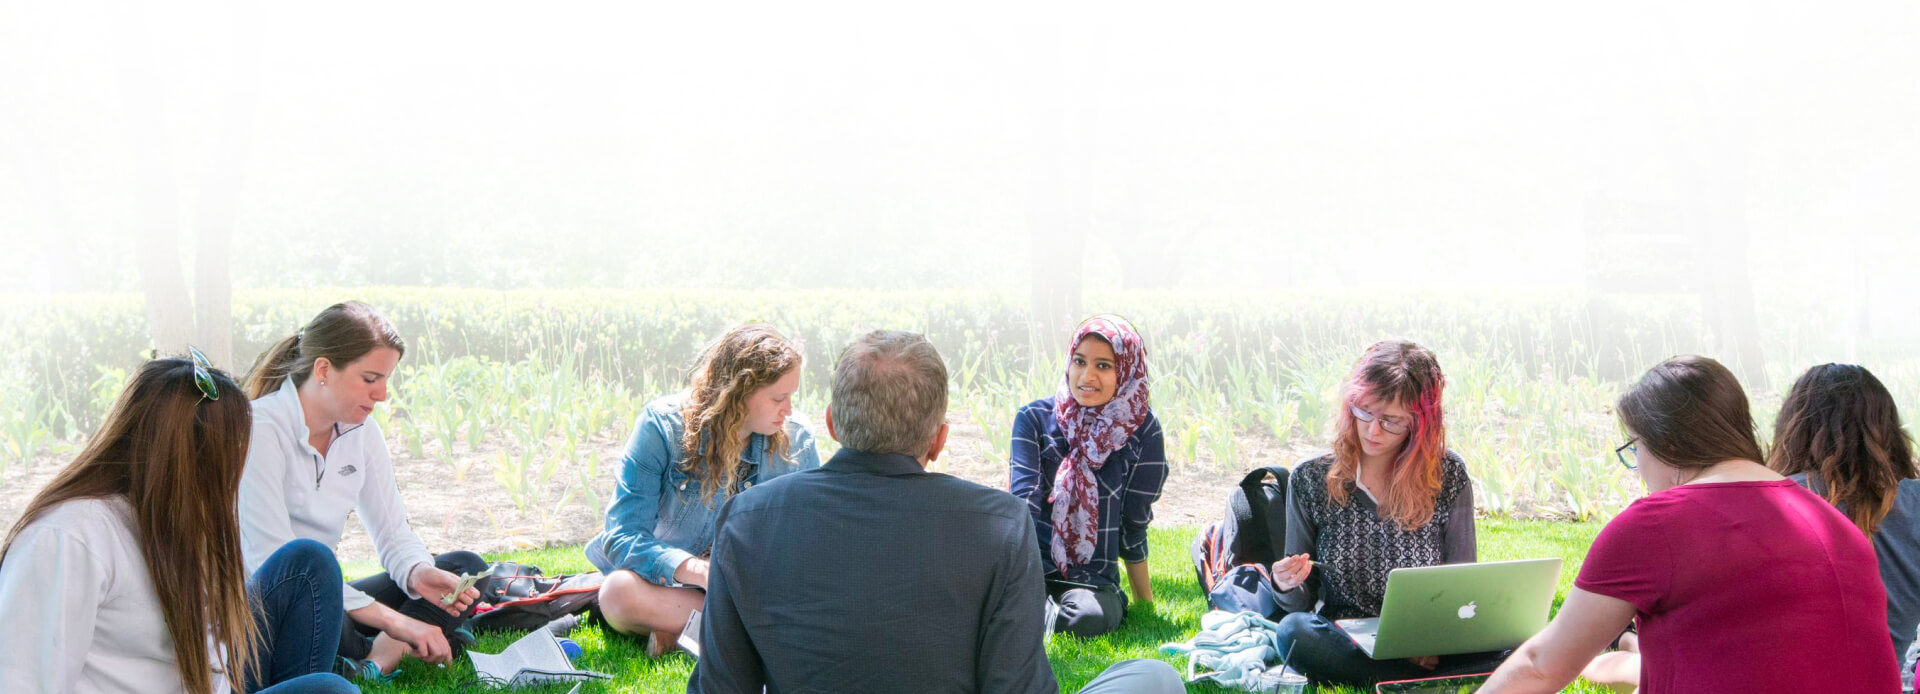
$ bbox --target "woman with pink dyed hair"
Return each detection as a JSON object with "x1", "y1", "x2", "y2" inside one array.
[{"x1": 1266, "y1": 339, "x2": 1496, "y2": 686}]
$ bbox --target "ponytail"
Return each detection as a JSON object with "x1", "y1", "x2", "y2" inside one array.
[
  {"x1": 241, "y1": 302, "x2": 405, "y2": 401},
  {"x1": 243, "y1": 333, "x2": 304, "y2": 400}
]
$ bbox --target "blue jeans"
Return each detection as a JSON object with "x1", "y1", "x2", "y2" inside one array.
[
  {"x1": 249, "y1": 539, "x2": 360, "y2": 694},
  {"x1": 255, "y1": 673, "x2": 357, "y2": 694},
  {"x1": 1273, "y1": 611, "x2": 1508, "y2": 687}
]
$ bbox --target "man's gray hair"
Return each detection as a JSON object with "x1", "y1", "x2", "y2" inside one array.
[{"x1": 830, "y1": 331, "x2": 948, "y2": 457}]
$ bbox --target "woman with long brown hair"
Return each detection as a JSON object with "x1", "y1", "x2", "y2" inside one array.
[
  {"x1": 1769, "y1": 364, "x2": 1920, "y2": 685},
  {"x1": 237, "y1": 302, "x2": 483, "y2": 679},
  {"x1": 585, "y1": 323, "x2": 821, "y2": 655},
  {"x1": 0, "y1": 356, "x2": 356, "y2": 694},
  {"x1": 1265, "y1": 339, "x2": 1485, "y2": 686},
  {"x1": 1480, "y1": 356, "x2": 1898, "y2": 693}
]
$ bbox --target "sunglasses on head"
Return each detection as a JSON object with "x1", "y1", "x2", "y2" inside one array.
[{"x1": 187, "y1": 345, "x2": 219, "y2": 402}]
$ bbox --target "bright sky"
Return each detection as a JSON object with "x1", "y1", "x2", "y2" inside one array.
[{"x1": 2, "y1": 1, "x2": 1917, "y2": 303}]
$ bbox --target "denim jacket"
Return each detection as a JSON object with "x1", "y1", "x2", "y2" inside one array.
[{"x1": 585, "y1": 393, "x2": 821, "y2": 585}]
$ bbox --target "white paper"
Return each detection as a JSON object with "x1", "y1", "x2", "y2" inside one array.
[
  {"x1": 677, "y1": 608, "x2": 703, "y2": 658},
  {"x1": 467, "y1": 629, "x2": 611, "y2": 688}
]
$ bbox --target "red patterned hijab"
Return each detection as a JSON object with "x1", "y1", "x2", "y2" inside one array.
[{"x1": 1049, "y1": 315, "x2": 1152, "y2": 568}]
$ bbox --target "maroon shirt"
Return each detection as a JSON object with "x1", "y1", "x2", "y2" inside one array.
[{"x1": 1577, "y1": 480, "x2": 1899, "y2": 693}]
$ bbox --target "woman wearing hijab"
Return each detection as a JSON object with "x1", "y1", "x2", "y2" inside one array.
[{"x1": 1008, "y1": 315, "x2": 1168, "y2": 638}]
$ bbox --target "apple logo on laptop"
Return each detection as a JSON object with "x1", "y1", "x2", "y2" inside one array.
[{"x1": 1457, "y1": 601, "x2": 1477, "y2": 620}]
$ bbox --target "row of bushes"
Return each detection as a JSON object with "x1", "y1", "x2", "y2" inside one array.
[{"x1": 4, "y1": 288, "x2": 1728, "y2": 428}]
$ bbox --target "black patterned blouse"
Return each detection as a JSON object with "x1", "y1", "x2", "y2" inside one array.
[{"x1": 1275, "y1": 450, "x2": 1476, "y2": 620}]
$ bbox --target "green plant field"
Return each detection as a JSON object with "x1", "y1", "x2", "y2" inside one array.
[
  {"x1": 6, "y1": 287, "x2": 1915, "y2": 521},
  {"x1": 339, "y1": 521, "x2": 1609, "y2": 693}
]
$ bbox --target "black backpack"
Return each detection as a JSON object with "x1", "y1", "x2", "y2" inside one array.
[
  {"x1": 1189, "y1": 466, "x2": 1290, "y2": 616},
  {"x1": 466, "y1": 562, "x2": 605, "y2": 633}
]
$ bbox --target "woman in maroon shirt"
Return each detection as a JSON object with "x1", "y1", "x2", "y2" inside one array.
[{"x1": 1480, "y1": 355, "x2": 1900, "y2": 694}]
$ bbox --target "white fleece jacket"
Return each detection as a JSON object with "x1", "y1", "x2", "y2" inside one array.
[
  {"x1": 0, "y1": 497, "x2": 231, "y2": 694},
  {"x1": 238, "y1": 378, "x2": 433, "y2": 611}
]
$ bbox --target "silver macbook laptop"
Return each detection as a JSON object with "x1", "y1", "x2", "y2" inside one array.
[{"x1": 1335, "y1": 558, "x2": 1561, "y2": 660}]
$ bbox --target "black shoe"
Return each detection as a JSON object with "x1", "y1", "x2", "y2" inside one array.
[{"x1": 448, "y1": 626, "x2": 477, "y2": 656}]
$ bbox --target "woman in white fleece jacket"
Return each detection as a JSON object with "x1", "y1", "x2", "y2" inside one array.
[{"x1": 238, "y1": 301, "x2": 484, "y2": 679}]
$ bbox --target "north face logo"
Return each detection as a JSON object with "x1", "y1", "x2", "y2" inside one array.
[{"x1": 338, "y1": 465, "x2": 358, "y2": 477}]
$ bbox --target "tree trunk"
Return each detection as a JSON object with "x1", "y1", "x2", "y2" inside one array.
[
  {"x1": 191, "y1": 4, "x2": 261, "y2": 369},
  {"x1": 1029, "y1": 220, "x2": 1085, "y2": 343},
  {"x1": 112, "y1": 6, "x2": 193, "y2": 357},
  {"x1": 194, "y1": 221, "x2": 234, "y2": 366},
  {"x1": 1024, "y1": 24, "x2": 1096, "y2": 344},
  {"x1": 1699, "y1": 227, "x2": 1768, "y2": 391},
  {"x1": 1666, "y1": 6, "x2": 1769, "y2": 392},
  {"x1": 138, "y1": 223, "x2": 195, "y2": 357}
]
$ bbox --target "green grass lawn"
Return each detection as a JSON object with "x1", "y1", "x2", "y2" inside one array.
[{"x1": 343, "y1": 519, "x2": 1611, "y2": 693}]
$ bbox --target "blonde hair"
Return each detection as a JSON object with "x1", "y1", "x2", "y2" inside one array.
[{"x1": 680, "y1": 324, "x2": 802, "y2": 502}]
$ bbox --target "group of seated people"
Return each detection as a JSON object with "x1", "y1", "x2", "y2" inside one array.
[{"x1": 0, "y1": 300, "x2": 1913, "y2": 693}]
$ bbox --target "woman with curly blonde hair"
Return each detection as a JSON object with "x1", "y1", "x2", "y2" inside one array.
[{"x1": 586, "y1": 324, "x2": 821, "y2": 654}]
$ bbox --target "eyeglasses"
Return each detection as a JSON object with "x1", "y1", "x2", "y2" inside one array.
[
  {"x1": 1349, "y1": 404, "x2": 1410, "y2": 436},
  {"x1": 188, "y1": 345, "x2": 219, "y2": 401},
  {"x1": 1614, "y1": 438, "x2": 1638, "y2": 470}
]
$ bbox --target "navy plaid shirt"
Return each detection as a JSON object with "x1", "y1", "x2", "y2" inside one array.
[{"x1": 1008, "y1": 397, "x2": 1168, "y2": 588}]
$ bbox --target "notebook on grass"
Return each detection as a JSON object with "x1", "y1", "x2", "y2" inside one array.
[{"x1": 468, "y1": 628, "x2": 612, "y2": 687}]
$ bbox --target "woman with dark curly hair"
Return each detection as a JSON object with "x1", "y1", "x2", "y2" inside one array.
[{"x1": 1769, "y1": 364, "x2": 1920, "y2": 687}]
